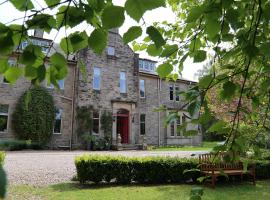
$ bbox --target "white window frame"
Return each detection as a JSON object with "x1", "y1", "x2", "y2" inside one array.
[
  {"x1": 92, "y1": 111, "x2": 100, "y2": 135},
  {"x1": 53, "y1": 108, "x2": 62, "y2": 134},
  {"x1": 139, "y1": 79, "x2": 145, "y2": 98},
  {"x1": 167, "y1": 111, "x2": 190, "y2": 137},
  {"x1": 120, "y1": 71, "x2": 127, "y2": 93},
  {"x1": 107, "y1": 46, "x2": 115, "y2": 56},
  {"x1": 46, "y1": 79, "x2": 65, "y2": 90},
  {"x1": 175, "y1": 86, "x2": 180, "y2": 102},
  {"x1": 93, "y1": 67, "x2": 101, "y2": 90},
  {"x1": 0, "y1": 104, "x2": 9, "y2": 133},
  {"x1": 140, "y1": 114, "x2": 146, "y2": 135}
]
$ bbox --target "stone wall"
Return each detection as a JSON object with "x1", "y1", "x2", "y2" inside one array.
[{"x1": 0, "y1": 55, "x2": 76, "y2": 149}]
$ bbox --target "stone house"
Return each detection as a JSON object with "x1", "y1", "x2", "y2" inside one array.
[{"x1": 0, "y1": 29, "x2": 202, "y2": 149}]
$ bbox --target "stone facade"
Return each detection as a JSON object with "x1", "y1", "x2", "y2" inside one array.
[{"x1": 0, "y1": 30, "x2": 202, "y2": 149}]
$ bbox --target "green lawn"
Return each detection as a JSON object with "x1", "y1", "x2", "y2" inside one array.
[
  {"x1": 7, "y1": 180, "x2": 270, "y2": 200},
  {"x1": 151, "y1": 141, "x2": 219, "y2": 151}
]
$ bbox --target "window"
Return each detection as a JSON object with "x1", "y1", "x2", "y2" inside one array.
[
  {"x1": 140, "y1": 114, "x2": 146, "y2": 135},
  {"x1": 54, "y1": 109, "x2": 62, "y2": 134},
  {"x1": 93, "y1": 111, "x2": 99, "y2": 134},
  {"x1": 120, "y1": 72, "x2": 126, "y2": 93},
  {"x1": 93, "y1": 67, "x2": 101, "y2": 90},
  {"x1": 175, "y1": 86, "x2": 180, "y2": 101},
  {"x1": 169, "y1": 85, "x2": 174, "y2": 100},
  {"x1": 107, "y1": 46, "x2": 115, "y2": 56},
  {"x1": 0, "y1": 105, "x2": 8, "y2": 132},
  {"x1": 170, "y1": 121, "x2": 175, "y2": 136},
  {"x1": 176, "y1": 116, "x2": 181, "y2": 136},
  {"x1": 47, "y1": 79, "x2": 65, "y2": 90},
  {"x1": 140, "y1": 79, "x2": 145, "y2": 98}
]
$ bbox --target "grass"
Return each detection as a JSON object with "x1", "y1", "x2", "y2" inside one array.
[
  {"x1": 151, "y1": 141, "x2": 219, "y2": 151},
  {"x1": 7, "y1": 180, "x2": 270, "y2": 200}
]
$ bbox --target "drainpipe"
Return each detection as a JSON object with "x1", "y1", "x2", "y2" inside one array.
[
  {"x1": 70, "y1": 62, "x2": 77, "y2": 150},
  {"x1": 157, "y1": 78, "x2": 161, "y2": 146}
]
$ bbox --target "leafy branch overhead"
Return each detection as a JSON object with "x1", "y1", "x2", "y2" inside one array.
[{"x1": 0, "y1": 0, "x2": 166, "y2": 87}]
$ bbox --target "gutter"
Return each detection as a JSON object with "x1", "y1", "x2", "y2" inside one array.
[
  {"x1": 70, "y1": 62, "x2": 77, "y2": 150},
  {"x1": 158, "y1": 78, "x2": 161, "y2": 146}
]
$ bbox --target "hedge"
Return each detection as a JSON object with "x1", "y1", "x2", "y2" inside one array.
[
  {"x1": 0, "y1": 151, "x2": 5, "y2": 166},
  {"x1": 75, "y1": 155, "x2": 200, "y2": 184},
  {"x1": 75, "y1": 155, "x2": 270, "y2": 184}
]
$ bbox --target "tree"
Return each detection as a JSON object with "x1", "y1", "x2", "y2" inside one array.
[{"x1": 12, "y1": 86, "x2": 55, "y2": 144}]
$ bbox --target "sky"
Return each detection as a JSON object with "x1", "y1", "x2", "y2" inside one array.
[{"x1": 0, "y1": 0, "x2": 204, "y2": 81}]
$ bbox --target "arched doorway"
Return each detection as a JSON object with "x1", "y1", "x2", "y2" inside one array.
[{"x1": 116, "y1": 109, "x2": 129, "y2": 144}]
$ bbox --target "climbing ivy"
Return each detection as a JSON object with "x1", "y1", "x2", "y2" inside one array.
[{"x1": 101, "y1": 111, "x2": 113, "y2": 141}]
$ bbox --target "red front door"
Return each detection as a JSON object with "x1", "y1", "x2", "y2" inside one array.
[{"x1": 117, "y1": 116, "x2": 129, "y2": 144}]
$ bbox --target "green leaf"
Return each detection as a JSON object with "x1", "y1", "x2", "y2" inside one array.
[
  {"x1": 69, "y1": 31, "x2": 88, "y2": 52},
  {"x1": 60, "y1": 37, "x2": 73, "y2": 54},
  {"x1": 9, "y1": 24, "x2": 27, "y2": 46},
  {"x1": 186, "y1": 5, "x2": 205, "y2": 23},
  {"x1": 146, "y1": 26, "x2": 165, "y2": 49},
  {"x1": 4, "y1": 67, "x2": 23, "y2": 84},
  {"x1": 160, "y1": 44, "x2": 178, "y2": 57},
  {"x1": 146, "y1": 44, "x2": 162, "y2": 56},
  {"x1": 125, "y1": 0, "x2": 165, "y2": 22},
  {"x1": 187, "y1": 101, "x2": 201, "y2": 116},
  {"x1": 220, "y1": 81, "x2": 237, "y2": 100},
  {"x1": 198, "y1": 74, "x2": 213, "y2": 89},
  {"x1": 9, "y1": 0, "x2": 34, "y2": 11},
  {"x1": 208, "y1": 120, "x2": 228, "y2": 133},
  {"x1": 44, "y1": 0, "x2": 61, "y2": 8},
  {"x1": 20, "y1": 45, "x2": 42, "y2": 66},
  {"x1": 26, "y1": 14, "x2": 56, "y2": 33},
  {"x1": 123, "y1": 26, "x2": 142, "y2": 44},
  {"x1": 25, "y1": 65, "x2": 37, "y2": 79},
  {"x1": 0, "y1": 166, "x2": 7, "y2": 199},
  {"x1": 50, "y1": 52, "x2": 67, "y2": 68},
  {"x1": 260, "y1": 78, "x2": 270, "y2": 92},
  {"x1": 102, "y1": 6, "x2": 125, "y2": 29},
  {"x1": 156, "y1": 63, "x2": 173, "y2": 78},
  {"x1": 36, "y1": 65, "x2": 46, "y2": 82},
  {"x1": 0, "y1": 59, "x2": 9, "y2": 73},
  {"x1": 193, "y1": 50, "x2": 206, "y2": 63},
  {"x1": 88, "y1": 29, "x2": 108, "y2": 54},
  {"x1": 259, "y1": 43, "x2": 270, "y2": 58},
  {"x1": 0, "y1": 29, "x2": 14, "y2": 55},
  {"x1": 205, "y1": 19, "x2": 220, "y2": 38}
]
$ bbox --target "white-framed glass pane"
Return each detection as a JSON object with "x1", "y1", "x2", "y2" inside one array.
[
  {"x1": 176, "y1": 116, "x2": 181, "y2": 136},
  {"x1": 139, "y1": 60, "x2": 143, "y2": 69},
  {"x1": 93, "y1": 111, "x2": 99, "y2": 134},
  {"x1": 140, "y1": 114, "x2": 145, "y2": 135},
  {"x1": 140, "y1": 79, "x2": 145, "y2": 98},
  {"x1": 0, "y1": 104, "x2": 8, "y2": 132},
  {"x1": 170, "y1": 121, "x2": 175, "y2": 136},
  {"x1": 120, "y1": 72, "x2": 126, "y2": 93},
  {"x1": 93, "y1": 67, "x2": 101, "y2": 90},
  {"x1": 54, "y1": 108, "x2": 62, "y2": 133},
  {"x1": 107, "y1": 46, "x2": 115, "y2": 56},
  {"x1": 169, "y1": 85, "x2": 174, "y2": 100},
  {"x1": 175, "y1": 86, "x2": 180, "y2": 101},
  {"x1": 58, "y1": 79, "x2": 65, "y2": 90}
]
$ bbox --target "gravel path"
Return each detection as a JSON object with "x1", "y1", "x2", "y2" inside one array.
[{"x1": 4, "y1": 150, "x2": 208, "y2": 186}]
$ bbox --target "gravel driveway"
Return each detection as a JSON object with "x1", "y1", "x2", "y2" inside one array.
[{"x1": 4, "y1": 150, "x2": 208, "y2": 185}]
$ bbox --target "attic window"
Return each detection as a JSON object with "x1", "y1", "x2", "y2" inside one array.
[{"x1": 107, "y1": 46, "x2": 115, "y2": 56}]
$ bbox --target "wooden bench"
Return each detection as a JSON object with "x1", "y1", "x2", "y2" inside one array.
[{"x1": 199, "y1": 153, "x2": 256, "y2": 188}]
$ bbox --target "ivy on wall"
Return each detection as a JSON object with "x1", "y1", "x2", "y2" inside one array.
[
  {"x1": 101, "y1": 111, "x2": 113, "y2": 141},
  {"x1": 12, "y1": 86, "x2": 55, "y2": 144},
  {"x1": 76, "y1": 106, "x2": 93, "y2": 136}
]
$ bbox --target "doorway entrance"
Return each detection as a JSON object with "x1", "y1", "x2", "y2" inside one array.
[{"x1": 116, "y1": 109, "x2": 129, "y2": 144}]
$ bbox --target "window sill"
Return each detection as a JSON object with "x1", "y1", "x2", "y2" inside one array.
[
  {"x1": 53, "y1": 132, "x2": 62, "y2": 135},
  {"x1": 0, "y1": 131, "x2": 7, "y2": 134}
]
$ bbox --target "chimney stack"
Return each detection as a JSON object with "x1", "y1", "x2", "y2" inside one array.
[{"x1": 34, "y1": 29, "x2": 44, "y2": 38}]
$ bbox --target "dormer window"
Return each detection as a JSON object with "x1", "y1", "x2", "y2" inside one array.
[{"x1": 107, "y1": 46, "x2": 115, "y2": 56}]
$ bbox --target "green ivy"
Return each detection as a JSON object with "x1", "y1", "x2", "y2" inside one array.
[
  {"x1": 101, "y1": 111, "x2": 113, "y2": 141},
  {"x1": 12, "y1": 86, "x2": 55, "y2": 144},
  {"x1": 76, "y1": 106, "x2": 93, "y2": 136}
]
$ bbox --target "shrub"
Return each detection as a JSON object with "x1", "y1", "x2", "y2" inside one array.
[
  {"x1": 0, "y1": 151, "x2": 5, "y2": 166},
  {"x1": 75, "y1": 155, "x2": 270, "y2": 185},
  {"x1": 75, "y1": 155, "x2": 199, "y2": 184},
  {"x1": 0, "y1": 139, "x2": 43, "y2": 151},
  {"x1": 12, "y1": 86, "x2": 55, "y2": 144}
]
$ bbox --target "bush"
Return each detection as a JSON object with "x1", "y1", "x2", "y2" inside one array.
[
  {"x1": 75, "y1": 155, "x2": 270, "y2": 185},
  {"x1": 0, "y1": 139, "x2": 43, "y2": 151},
  {"x1": 12, "y1": 86, "x2": 55, "y2": 144},
  {"x1": 75, "y1": 155, "x2": 199, "y2": 184},
  {"x1": 0, "y1": 151, "x2": 5, "y2": 166}
]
